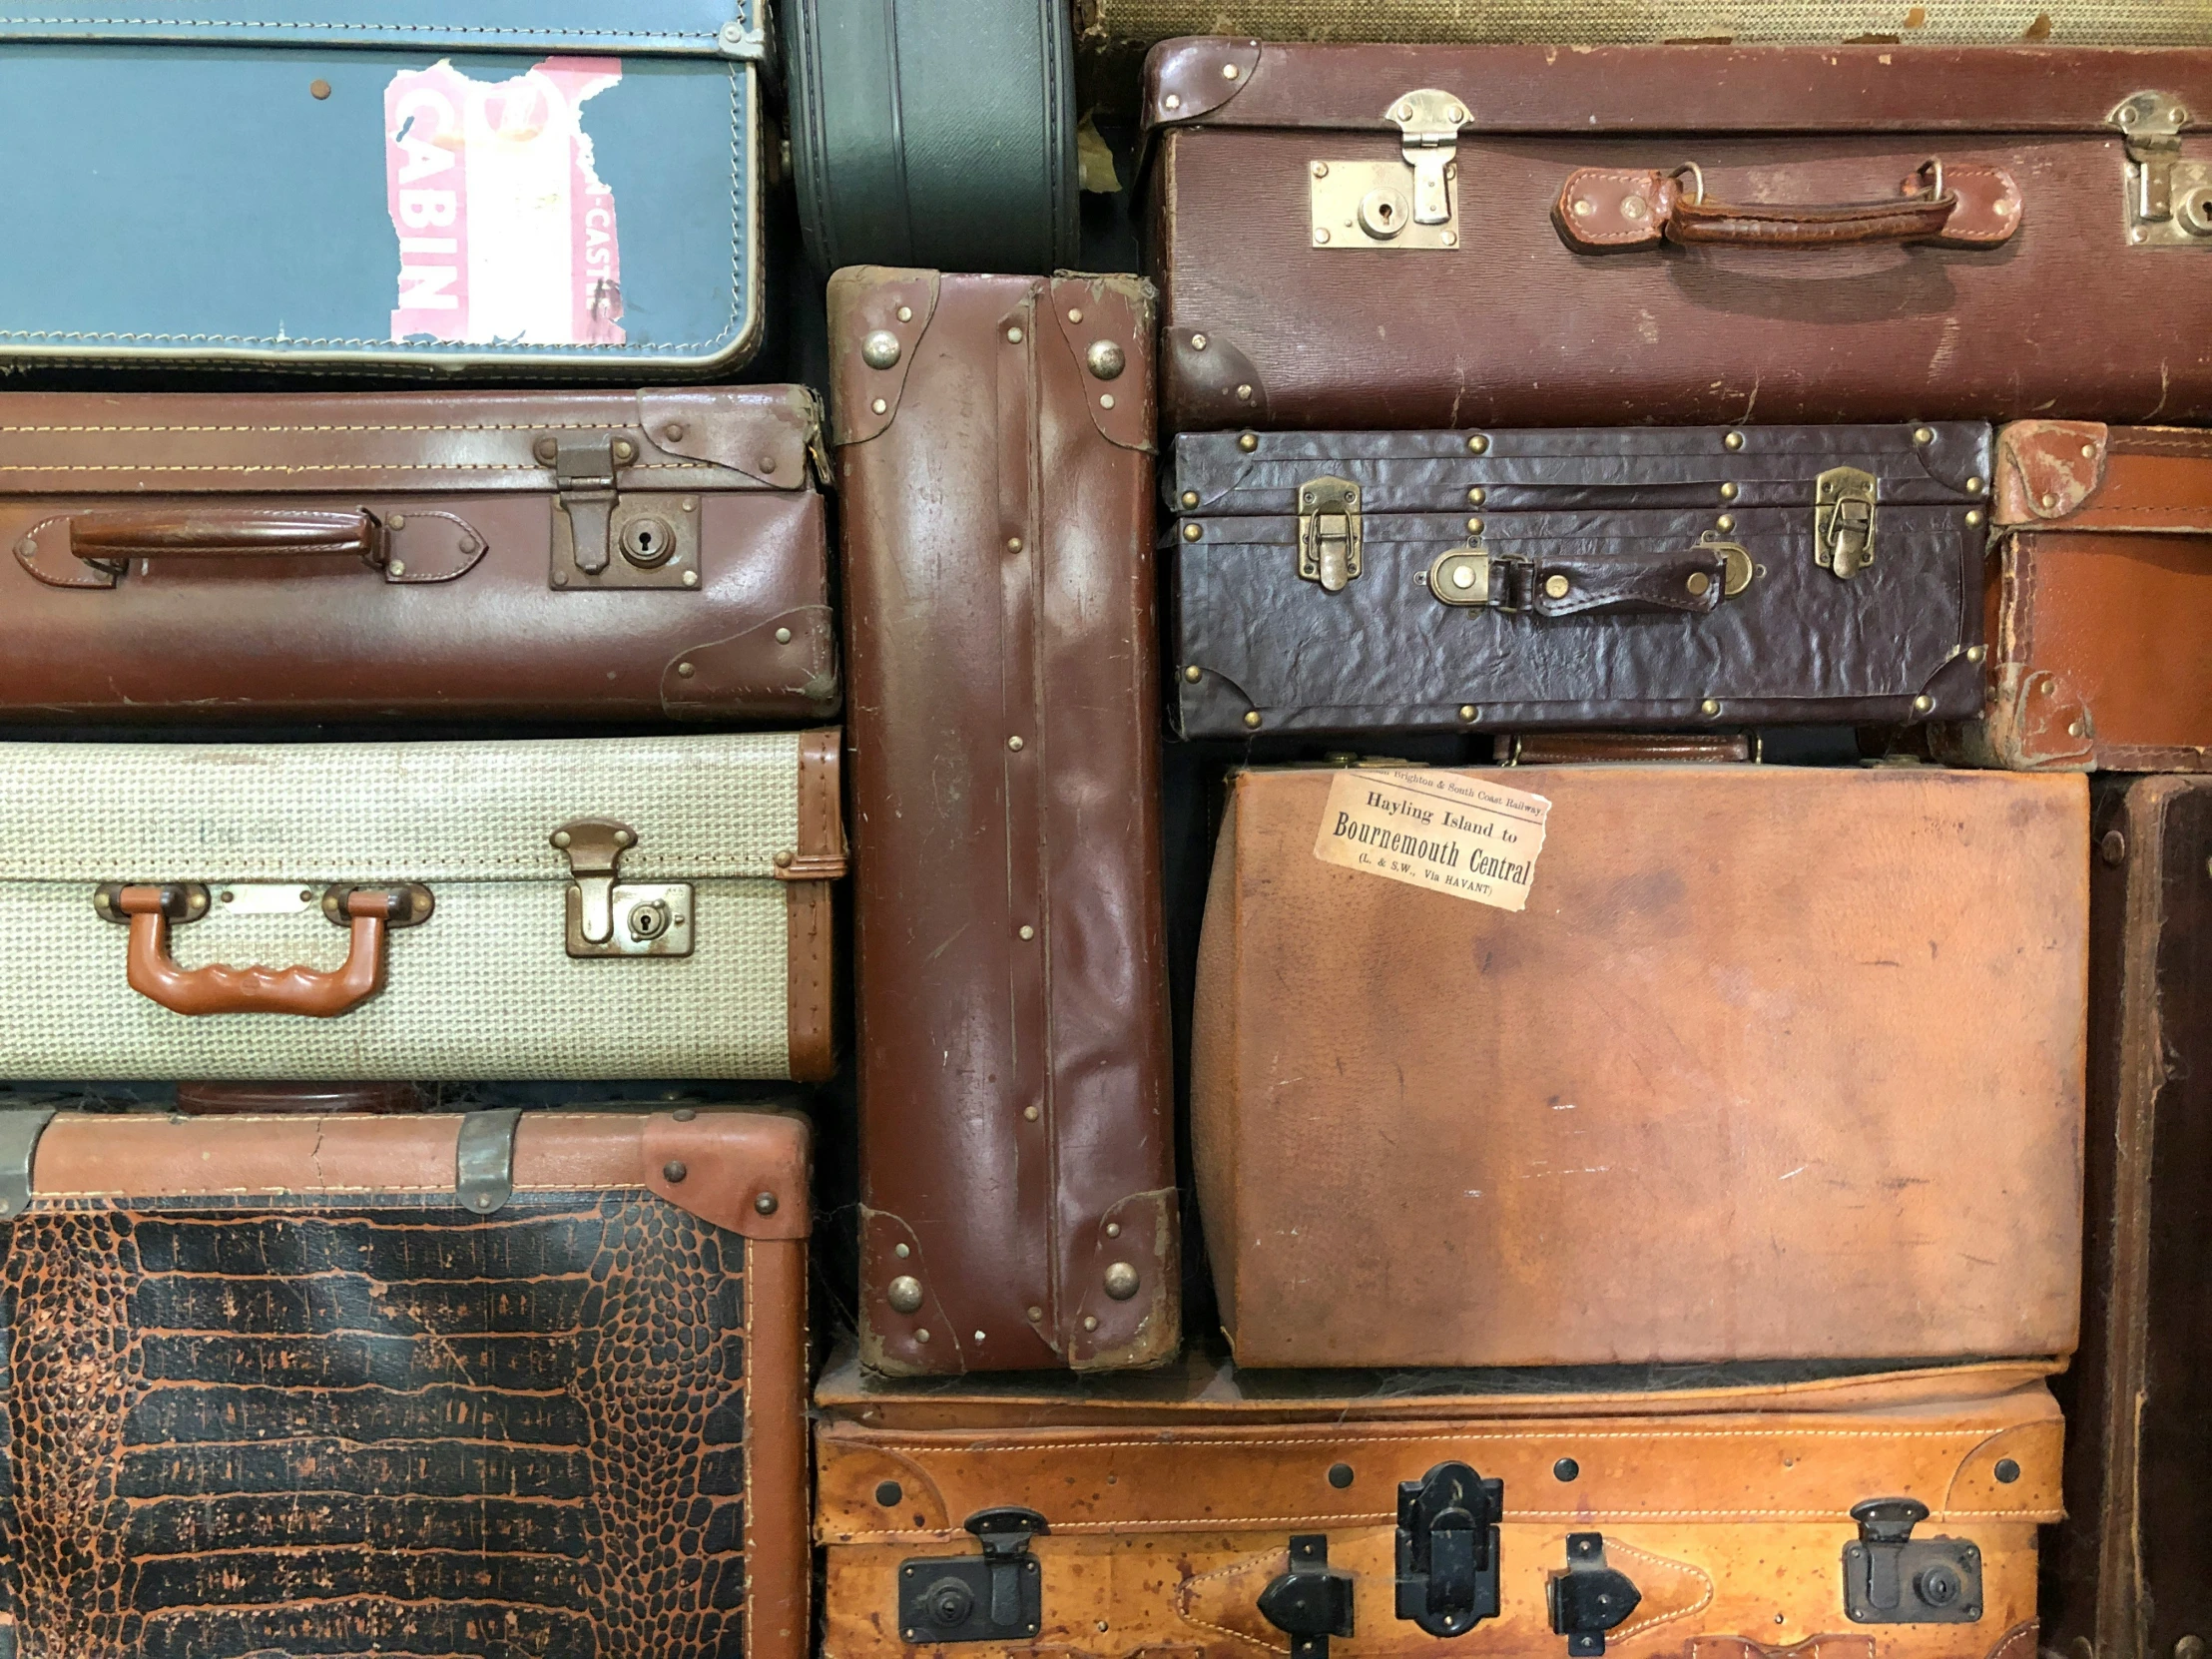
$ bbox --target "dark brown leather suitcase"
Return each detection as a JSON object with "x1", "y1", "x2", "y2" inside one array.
[
  {"x1": 1933, "y1": 422, "x2": 2212, "y2": 771},
  {"x1": 2048, "y1": 778, "x2": 2212, "y2": 1659},
  {"x1": 0, "y1": 388, "x2": 836, "y2": 723},
  {"x1": 816, "y1": 1347, "x2": 2060, "y2": 1659},
  {"x1": 0, "y1": 1103, "x2": 811, "y2": 1659},
  {"x1": 1144, "y1": 42, "x2": 2212, "y2": 432},
  {"x1": 830, "y1": 267, "x2": 1179, "y2": 1376},
  {"x1": 1170, "y1": 422, "x2": 1989, "y2": 736}
]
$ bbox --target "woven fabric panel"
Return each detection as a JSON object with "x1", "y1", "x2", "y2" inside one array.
[
  {"x1": 0, "y1": 879, "x2": 788, "y2": 1079},
  {"x1": 0, "y1": 734, "x2": 801, "y2": 884},
  {"x1": 1080, "y1": 0, "x2": 2212, "y2": 44}
]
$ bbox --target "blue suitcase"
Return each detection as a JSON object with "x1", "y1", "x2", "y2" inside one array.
[{"x1": 0, "y1": 1, "x2": 768, "y2": 375}]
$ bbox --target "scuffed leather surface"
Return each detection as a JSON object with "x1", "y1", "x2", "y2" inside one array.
[
  {"x1": 1169, "y1": 424, "x2": 1986, "y2": 734},
  {"x1": 1994, "y1": 422, "x2": 2109, "y2": 523}
]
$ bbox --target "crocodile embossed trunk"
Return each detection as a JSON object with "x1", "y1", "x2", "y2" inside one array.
[{"x1": 0, "y1": 1108, "x2": 811, "y2": 1659}]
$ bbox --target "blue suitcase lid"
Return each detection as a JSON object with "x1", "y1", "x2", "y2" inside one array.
[{"x1": 0, "y1": 0, "x2": 762, "y2": 58}]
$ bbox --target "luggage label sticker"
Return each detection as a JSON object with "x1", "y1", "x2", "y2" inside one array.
[
  {"x1": 1313, "y1": 770, "x2": 1549, "y2": 912},
  {"x1": 385, "y1": 57, "x2": 626, "y2": 347}
]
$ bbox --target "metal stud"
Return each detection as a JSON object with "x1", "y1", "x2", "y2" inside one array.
[
  {"x1": 1544, "y1": 574, "x2": 1571, "y2": 599},
  {"x1": 1236, "y1": 384, "x2": 1253, "y2": 400},
  {"x1": 1458, "y1": 705, "x2": 1478, "y2": 723},
  {"x1": 1315, "y1": 228, "x2": 1331, "y2": 245},
  {"x1": 870, "y1": 397, "x2": 887, "y2": 415},
  {"x1": 1466, "y1": 434, "x2": 1489, "y2": 454},
  {"x1": 1313, "y1": 162, "x2": 1329, "y2": 178},
  {"x1": 1184, "y1": 665, "x2": 1203, "y2": 683},
  {"x1": 755, "y1": 1192, "x2": 779, "y2": 1215},
  {"x1": 1007, "y1": 735, "x2": 1025, "y2": 751},
  {"x1": 1914, "y1": 427, "x2": 1935, "y2": 444},
  {"x1": 1223, "y1": 62, "x2": 1239, "y2": 78},
  {"x1": 1914, "y1": 695, "x2": 1935, "y2": 713},
  {"x1": 1023, "y1": 1105, "x2": 1040, "y2": 1121},
  {"x1": 1105, "y1": 1222, "x2": 1121, "y2": 1238},
  {"x1": 1099, "y1": 393, "x2": 1116, "y2": 409},
  {"x1": 1237, "y1": 432, "x2": 1259, "y2": 452},
  {"x1": 1006, "y1": 326, "x2": 1024, "y2": 343},
  {"x1": 1191, "y1": 333, "x2": 1208, "y2": 349},
  {"x1": 1068, "y1": 308, "x2": 1083, "y2": 323},
  {"x1": 1701, "y1": 698, "x2": 1722, "y2": 716},
  {"x1": 1966, "y1": 476, "x2": 1985, "y2": 494},
  {"x1": 613, "y1": 440, "x2": 636, "y2": 463},
  {"x1": 860, "y1": 330, "x2": 901, "y2": 369},
  {"x1": 1183, "y1": 522, "x2": 1203, "y2": 542},
  {"x1": 388, "y1": 560, "x2": 406, "y2": 577},
  {"x1": 915, "y1": 1329, "x2": 930, "y2": 1343},
  {"x1": 1028, "y1": 1306, "x2": 1044, "y2": 1321},
  {"x1": 1244, "y1": 711, "x2": 1262, "y2": 730},
  {"x1": 682, "y1": 570, "x2": 699, "y2": 587},
  {"x1": 1467, "y1": 487, "x2": 1485, "y2": 505},
  {"x1": 1007, "y1": 537, "x2": 1023, "y2": 553},
  {"x1": 1966, "y1": 509, "x2": 1985, "y2": 527},
  {"x1": 775, "y1": 627, "x2": 793, "y2": 644},
  {"x1": 677, "y1": 662, "x2": 696, "y2": 678},
  {"x1": 1018, "y1": 925, "x2": 1035, "y2": 940},
  {"x1": 1182, "y1": 490, "x2": 1201, "y2": 508},
  {"x1": 1082, "y1": 1316, "x2": 1099, "y2": 1332},
  {"x1": 662, "y1": 1160, "x2": 689, "y2": 1184},
  {"x1": 1716, "y1": 514, "x2": 1736, "y2": 532},
  {"x1": 1966, "y1": 645, "x2": 1986, "y2": 663},
  {"x1": 1086, "y1": 340, "x2": 1127, "y2": 379},
  {"x1": 896, "y1": 304, "x2": 912, "y2": 322},
  {"x1": 388, "y1": 513, "x2": 407, "y2": 529},
  {"x1": 1687, "y1": 571, "x2": 1712, "y2": 596},
  {"x1": 887, "y1": 1276, "x2": 924, "y2": 1315},
  {"x1": 1104, "y1": 1262, "x2": 1141, "y2": 1300},
  {"x1": 1465, "y1": 516, "x2": 1483, "y2": 535},
  {"x1": 1724, "y1": 431, "x2": 1745, "y2": 450},
  {"x1": 1719, "y1": 481, "x2": 1739, "y2": 501}
]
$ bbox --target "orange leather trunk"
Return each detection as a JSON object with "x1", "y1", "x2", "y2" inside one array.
[
  {"x1": 816, "y1": 1352, "x2": 2057, "y2": 1659},
  {"x1": 1936, "y1": 423, "x2": 2212, "y2": 772},
  {"x1": 1192, "y1": 763, "x2": 2087, "y2": 1370}
]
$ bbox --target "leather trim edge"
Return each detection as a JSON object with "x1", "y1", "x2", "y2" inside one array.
[
  {"x1": 1049, "y1": 274, "x2": 1159, "y2": 453},
  {"x1": 829, "y1": 268, "x2": 942, "y2": 446},
  {"x1": 1993, "y1": 421, "x2": 2110, "y2": 523},
  {"x1": 643, "y1": 1109, "x2": 811, "y2": 1239},
  {"x1": 1143, "y1": 37, "x2": 1263, "y2": 131},
  {"x1": 743, "y1": 1235, "x2": 813, "y2": 1659},
  {"x1": 784, "y1": 728, "x2": 843, "y2": 1082}
]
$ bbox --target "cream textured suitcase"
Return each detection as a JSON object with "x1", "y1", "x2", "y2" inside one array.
[{"x1": 0, "y1": 731, "x2": 842, "y2": 1080}]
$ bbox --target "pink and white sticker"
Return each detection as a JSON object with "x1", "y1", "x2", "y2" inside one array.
[{"x1": 385, "y1": 56, "x2": 626, "y2": 346}]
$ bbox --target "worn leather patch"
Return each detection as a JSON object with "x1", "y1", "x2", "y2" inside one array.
[
  {"x1": 1995, "y1": 420, "x2": 2109, "y2": 523},
  {"x1": 661, "y1": 607, "x2": 839, "y2": 720},
  {"x1": 828, "y1": 267, "x2": 940, "y2": 445},
  {"x1": 1144, "y1": 37, "x2": 1262, "y2": 129},
  {"x1": 636, "y1": 385, "x2": 817, "y2": 486},
  {"x1": 1554, "y1": 168, "x2": 1666, "y2": 250},
  {"x1": 1050, "y1": 275, "x2": 1158, "y2": 454},
  {"x1": 1066, "y1": 1187, "x2": 1180, "y2": 1371},
  {"x1": 642, "y1": 1109, "x2": 811, "y2": 1239},
  {"x1": 1161, "y1": 326, "x2": 1270, "y2": 431},
  {"x1": 857, "y1": 1205, "x2": 966, "y2": 1376}
]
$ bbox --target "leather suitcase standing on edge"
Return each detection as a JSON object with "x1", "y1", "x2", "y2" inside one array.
[
  {"x1": 0, "y1": 388, "x2": 836, "y2": 724},
  {"x1": 2047, "y1": 778, "x2": 2212, "y2": 1659},
  {"x1": 0, "y1": 1104, "x2": 811, "y2": 1659},
  {"x1": 1933, "y1": 422, "x2": 2212, "y2": 772},
  {"x1": 815, "y1": 1348, "x2": 2060, "y2": 1659},
  {"x1": 830, "y1": 268, "x2": 1179, "y2": 1375},
  {"x1": 1143, "y1": 43, "x2": 2212, "y2": 432},
  {"x1": 0, "y1": 731, "x2": 842, "y2": 1081},
  {"x1": 1192, "y1": 762, "x2": 2086, "y2": 1369},
  {"x1": 1169, "y1": 422, "x2": 1989, "y2": 736}
]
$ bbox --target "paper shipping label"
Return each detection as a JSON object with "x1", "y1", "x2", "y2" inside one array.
[{"x1": 1313, "y1": 769, "x2": 1550, "y2": 911}]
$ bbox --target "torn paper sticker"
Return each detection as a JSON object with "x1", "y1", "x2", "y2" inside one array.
[
  {"x1": 385, "y1": 56, "x2": 625, "y2": 346},
  {"x1": 1313, "y1": 769, "x2": 1550, "y2": 911}
]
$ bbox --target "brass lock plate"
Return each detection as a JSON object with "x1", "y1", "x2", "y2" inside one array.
[
  {"x1": 2113, "y1": 91, "x2": 2212, "y2": 247},
  {"x1": 564, "y1": 881, "x2": 695, "y2": 957},
  {"x1": 1297, "y1": 477, "x2": 1363, "y2": 592},
  {"x1": 1814, "y1": 466, "x2": 1878, "y2": 580},
  {"x1": 552, "y1": 494, "x2": 705, "y2": 591},
  {"x1": 1427, "y1": 547, "x2": 1495, "y2": 607},
  {"x1": 1311, "y1": 89, "x2": 1465, "y2": 251}
]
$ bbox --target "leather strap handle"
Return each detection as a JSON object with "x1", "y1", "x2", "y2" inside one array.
[
  {"x1": 1555, "y1": 161, "x2": 2022, "y2": 253},
  {"x1": 1430, "y1": 536, "x2": 1753, "y2": 617},
  {"x1": 113, "y1": 884, "x2": 410, "y2": 1018},
  {"x1": 65, "y1": 508, "x2": 381, "y2": 563}
]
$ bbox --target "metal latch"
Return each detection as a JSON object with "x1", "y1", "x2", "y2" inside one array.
[
  {"x1": 1842, "y1": 1498, "x2": 1983, "y2": 1624},
  {"x1": 2112, "y1": 93, "x2": 2212, "y2": 245},
  {"x1": 897, "y1": 1508, "x2": 1047, "y2": 1644},
  {"x1": 550, "y1": 820, "x2": 695, "y2": 958},
  {"x1": 1298, "y1": 477, "x2": 1363, "y2": 592},
  {"x1": 455, "y1": 1107, "x2": 522, "y2": 1215},
  {"x1": 1814, "y1": 466, "x2": 1878, "y2": 580},
  {"x1": 1548, "y1": 1534, "x2": 1642, "y2": 1656},
  {"x1": 1311, "y1": 89, "x2": 1467, "y2": 250},
  {"x1": 1260, "y1": 1535, "x2": 1356, "y2": 1659},
  {"x1": 541, "y1": 432, "x2": 703, "y2": 591},
  {"x1": 0, "y1": 1106, "x2": 57, "y2": 1222},
  {"x1": 1395, "y1": 1460, "x2": 1503, "y2": 1637}
]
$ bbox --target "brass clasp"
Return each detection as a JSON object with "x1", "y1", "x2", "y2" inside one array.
[
  {"x1": 1814, "y1": 466, "x2": 1879, "y2": 580},
  {"x1": 550, "y1": 819, "x2": 695, "y2": 958},
  {"x1": 1297, "y1": 477, "x2": 1363, "y2": 593}
]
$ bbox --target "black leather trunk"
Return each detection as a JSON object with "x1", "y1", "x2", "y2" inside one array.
[{"x1": 1167, "y1": 421, "x2": 1990, "y2": 737}]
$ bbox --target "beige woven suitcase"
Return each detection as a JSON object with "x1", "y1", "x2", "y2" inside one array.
[
  {"x1": 1081, "y1": 0, "x2": 2212, "y2": 50},
  {"x1": 0, "y1": 731, "x2": 842, "y2": 1080}
]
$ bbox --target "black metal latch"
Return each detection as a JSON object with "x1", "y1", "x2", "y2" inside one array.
[
  {"x1": 1842, "y1": 1498, "x2": 1982, "y2": 1624},
  {"x1": 1548, "y1": 1533, "x2": 1642, "y2": 1656},
  {"x1": 1260, "y1": 1534, "x2": 1355, "y2": 1659},
  {"x1": 897, "y1": 1506, "x2": 1047, "y2": 1644},
  {"x1": 1395, "y1": 1460, "x2": 1504, "y2": 1637}
]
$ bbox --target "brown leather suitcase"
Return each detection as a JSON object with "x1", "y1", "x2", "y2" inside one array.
[
  {"x1": 2046, "y1": 778, "x2": 2212, "y2": 1659},
  {"x1": 1933, "y1": 422, "x2": 2212, "y2": 772},
  {"x1": 1192, "y1": 761, "x2": 2087, "y2": 1369},
  {"x1": 1169, "y1": 423, "x2": 1989, "y2": 737},
  {"x1": 0, "y1": 1103, "x2": 811, "y2": 1659},
  {"x1": 1144, "y1": 42, "x2": 2212, "y2": 432},
  {"x1": 816, "y1": 1347, "x2": 2059, "y2": 1659},
  {"x1": 0, "y1": 387, "x2": 836, "y2": 723},
  {"x1": 830, "y1": 267, "x2": 1179, "y2": 1376}
]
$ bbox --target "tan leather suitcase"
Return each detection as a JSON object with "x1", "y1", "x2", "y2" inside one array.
[
  {"x1": 1934, "y1": 422, "x2": 2212, "y2": 771},
  {"x1": 816, "y1": 1349, "x2": 2058, "y2": 1659},
  {"x1": 1192, "y1": 762, "x2": 2087, "y2": 1369},
  {"x1": 0, "y1": 1104, "x2": 811, "y2": 1659}
]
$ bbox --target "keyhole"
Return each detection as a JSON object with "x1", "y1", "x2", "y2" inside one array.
[{"x1": 619, "y1": 514, "x2": 677, "y2": 568}]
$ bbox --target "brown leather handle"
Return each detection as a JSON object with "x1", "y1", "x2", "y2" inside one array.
[
  {"x1": 1430, "y1": 536, "x2": 1753, "y2": 617},
  {"x1": 118, "y1": 885, "x2": 391, "y2": 1018},
  {"x1": 65, "y1": 509, "x2": 382, "y2": 563},
  {"x1": 1556, "y1": 161, "x2": 2022, "y2": 253}
]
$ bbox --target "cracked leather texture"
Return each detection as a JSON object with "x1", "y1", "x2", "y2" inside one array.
[
  {"x1": 1169, "y1": 423, "x2": 1987, "y2": 735},
  {"x1": 0, "y1": 1190, "x2": 753, "y2": 1658}
]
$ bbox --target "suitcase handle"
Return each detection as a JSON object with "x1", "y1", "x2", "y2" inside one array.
[
  {"x1": 1553, "y1": 159, "x2": 2022, "y2": 252},
  {"x1": 101, "y1": 882, "x2": 431, "y2": 1018},
  {"x1": 14, "y1": 507, "x2": 490, "y2": 589}
]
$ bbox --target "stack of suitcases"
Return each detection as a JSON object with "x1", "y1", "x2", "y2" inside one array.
[{"x1": 0, "y1": 1, "x2": 2207, "y2": 1656}]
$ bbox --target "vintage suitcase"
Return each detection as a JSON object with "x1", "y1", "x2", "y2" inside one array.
[
  {"x1": 830, "y1": 268, "x2": 1179, "y2": 1375},
  {"x1": 1931, "y1": 422, "x2": 2212, "y2": 772},
  {"x1": 0, "y1": 731, "x2": 843, "y2": 1081},
  {"x1": 1145, "y1": 43, "x2": 2212, "y2": 432},
  {"x1": 0, "y1": 1, "x2": 771, "y2": 376},
  {"x1": 0, "y1": 387, "x2": 836, "y2": 724},
  {"x1": 816, "y1": 1347, "x2": 2059, "y2": 1659},
  {"x1": 2046, "y1": 778, "x2": 2212, "y2": 1659},
  {"x1": 1170, "y1": 422, "x2": 1989, "y2": 737},
  {"x1": 0, "y1": 1103, "x2": 810, "y2": 1658},
  {"x1": 1192, "y1": 762, "x2": 2086, "y2": 1369},
  {"x1": 788, "y1": 0, "x2": 1080, "y2": 275}
]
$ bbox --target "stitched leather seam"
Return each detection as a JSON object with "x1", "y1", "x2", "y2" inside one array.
[
  {"x1": 0, "y1": 15, "x2": 717, "y2": 34},
  {"x1": 0, "y1": 461, "x2": 731, "y2": 473},
  {"x1": 1176, "y1": 1557, "x2": 1290, "y2": 1656},
  {"x1": 1601, "y1": 1539, "x2": 1714, "y2": 1640},
  {"x1": 864, "y1": 1428, "x2": 2016, "y2": 1450},
  {"x1": 1, "y1": 422, "x2": 667, "y2": 433},
  {"x1": 31, "y1": 1181, "x2": 650, "y2": 1198},
  {"x1": 1982, "y1": 1621, "x2": 2038, "y2": 1659},
  {"x1": 833, "y1": 1507, "x2": 2058, "y2": 1537},
  {"x1": 1560, "y1": 170, "x2": 1661, "y2": 246},
  {"x1": 743, "y1": 1233, "x2": 757, "y2": 1659}
]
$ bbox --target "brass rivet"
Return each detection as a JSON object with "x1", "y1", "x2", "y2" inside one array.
[
  {"x1": 860, "y1": 330, "x2": 901, "y2": 369},
  {"x1": 915, "y1": 1329, "x2": 930, "y2": 1343},
  {"x1": 1701, "y1": 698, "x2": 1721, "y2": 716},
  {"x1": 1243, "y1": 711, "x2": 1262, "y2": 729},
  {"x1": 1191, "y1": 332, "x2": 1209, "y2": 349},
  {"x1": 1719, "y1": 481, "x2": 1739, "y2": 500},
  {"x1": 681, "y1": 496, "x2": 698, "y2": 512},
  {"x1": 1441, "y1": 231, "x2": 1456, "y2": 247},
  {"x1": 1104, "y1": 1262, "x2": 1141, "y2": 1300},
  {"x1": 754, "y1": 1191, "x2": 779, "y2": 1215},
  {"x1": 1544, "y1": 574, "x2": 1570, "y2": 599},
  {"x1": 1915, "y1": 695, "x2": 1935, "y2": 713},
  {"x1": 662, "y1": 1160, "x2": 689, "y2": 1183},
  {"x1": 894, "y1": 1243, "x2": 909, "y2": 1258},
  {"x1": 1184, "y1": 665, "x2": 1203, "y2": 683},
  {"x1": 1467, "y1": 434, "x2": 1489, "y2": 454},
  {"x1": 1007, "y1": 735, "x2": 1025, "y2": 751},
  {"x1": 1086, "y1": 339, "x2": 1127, "y2": 379},
  {"x1": 1966, "y1": 476, "x2": 1985, "y2": 494},
  {"x1": 887, "y1": 1276, "x2": 924, "y2": 1315},
  {"x1": 1018, "y1": 924, "x2": 1035, "y2": 940},
  {"x1": 613, "y1": 439, "x2": 636, "y2": 462},
  {"x1": 1572, "y1": 199, "x2": 1593, "y2": 217},
  {"x1": 975, "y1": 1331, "x2": 986, "y2": 1342},
  {"x1": 870, "y1": 397, "x2": 887, "y2": 415},
  {"x1": 1099, "y1": 393, "x2": 1116, "y2": 409},
  {"x1": 458, "y1": 537, "x2": 478, "y2": 554},
  {"x1": 1687, "y1": 571, "x2": 1711, "y2": 596},
  {"x1": 673, "y1": 1107, "x2": 697, "y2": 1122},
  {"x1": 1222, "y1": 62, "x2": 1239, "y2": 78},
  {"x1": 2081, "y1": 444, "x2": 2096, "y2": 459},
  {"x1": 1006, "y1": 326, "x2": 1024, "y2": 343},
  {"x1": 1464, "y1": 516, "x2": 1483, "y2": 535},
  {"x1": 775, "y1": 627, "x2": 793, "y2": 644},
  {"x1": 388, "y1": 513, "x2": 407, "y2": 529},
  {"x1": 2101, "y1": 830, "x2": 2129, "y2": 866},
  {"x1": 1467, "y1": 487, "x2": 1485, "y2": 505},
  {"x1": 614, "y1": 829, "x2": 635, "y2": 847},
  {"x1": 1458, "y1": 705, "x2": 1478, "y2": 723},
  {"x1": 1007, "y1": 537, "x2": 1023, "y2": 553},
  {"x1": 678, "y1": 662, "x2": 697, "y2": 678},
  {"x1": 1183, "y1": 522, "x2": 1203, "y2": 542},
  {"x1": 2068, "y1": 719, "x2": 2085, "y2": 737},
  {"x1": 1314, "y1": 228, "x2": 1331, "y2": 245},
  {"x1": 535, "y1": 437, "x2": 558, "y2": 463},
  {"x1": 551, "y1": 830, "x2": 573, "y2": 848},
  {"x1": 1966, "y1": 509, "x2": 1985, "y2": 527},
  {"x1": 1105, "y1": 1222, "x2": 1122, "y2": 1238},
  {"x1": 1914, "y1": 426, "x2": 1935, "y2": 444},
  {"x1": 1027, "y1": 1306, "x2": 1043, "y2": 1321},
  {"x1": 1182, "y1": 491, "x2": 1201, "y2": 507},
  {"x1": 773, "y1": 849, "x2": 794, "y2": 867},
  {"x1": 2039, "y1": 492, "x2": 2057, "y2": 508},
  {"x1": 896, "y1": 304, "x2": 913, "y2": 322},
  {"x1": 387, "y1": 560, "x2": 406, "y2": 577},
  {"x1": 310, "y1": 78, "x2": 332, "y2": 98},
  {"x1": 1023, "y1": 1105, "x2": 1040, "y2": 1121},
  {"x1": 682, "y1": 570, "x2": 700, "y2": 587},
  {"x1": 760, "y1": 455, "x2": 777, "y2": 472},
  {"x1": 1724, "y1": 431, "x2": 1745, "y2": 450},
  {"x1": 1716, "y1": 513, "x2": 1736, "y2": 532},
  {"x1": 1966, "y1": 645, "x2": 1986, "y2": 663},
  {"x1": 665, "y1": 421, "x2": 687, "y2": 441},
  {"x1": 1236, "y1": 383, "x2": 1253, "y2": 400},
  {"x1": 1067, "y1": 307, "x2": 1083, "y2": 322},
  {"x1": 1312, "y1": 162, "x2": 1329, "y2": 178},
  {"x1": 1082, "y1": 1316, "x2": 1100, "y2": 1332},
  {"x1": 1237, "y1": 432, "x2": 1258, "y2": 452}
]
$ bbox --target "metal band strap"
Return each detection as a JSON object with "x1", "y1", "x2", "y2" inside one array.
[
  {"x1": 455, "y1": 1107, "x2": 523, "y2": 1214},
  {"x1": 0, "y1": 1106, "x2": 57, "y2": 1221}
]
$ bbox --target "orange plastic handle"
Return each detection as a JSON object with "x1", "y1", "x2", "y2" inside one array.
[{"x1": 117, "y1": 885, "x2": 390, "y2": 1018}]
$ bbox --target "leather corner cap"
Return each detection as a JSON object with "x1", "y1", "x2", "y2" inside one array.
[
  {"x1": 1051, "y1": 275, "x2": 1158, "y2": 453},
  {"x1": 1994, "y1": 420, "x2": 2109, "y2": 523},
  {"x1": 827, "y1": 268, "x2": 940, "y2": 447},
  {"x1": 1143, "y1": 37, "x2": 1261, "y2": 129},
  {"x1": 634, "y1": 387, "x2": 817, "y2": 487},
  {"x1": 1162, "y1": 327, "x2": 1269, "y2": 430},
  {"x1": 642, "y1": 1110, "x2": 812, "y2": 1239}
]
